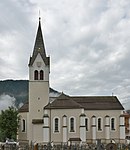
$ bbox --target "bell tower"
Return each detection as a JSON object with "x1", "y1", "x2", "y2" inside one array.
[{"x1": 28, "y1": 17, "x2": 50, "y2": 143}]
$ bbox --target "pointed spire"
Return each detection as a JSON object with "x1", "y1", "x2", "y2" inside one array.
[{"x1": 29, "y1": 17, "x2": 49, "y2": 66}]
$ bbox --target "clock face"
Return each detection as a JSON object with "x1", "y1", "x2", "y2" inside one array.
[{"x1": 37, "y1": 62, "x2": 41, "y2": 67}]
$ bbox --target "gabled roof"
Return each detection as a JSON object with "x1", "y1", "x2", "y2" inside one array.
[
  {"x1": 45, "y1": 93, "x2": 83, "y2": 109},
  {"x1": 19, "y1": 102, "x2": 29, "y2": 112},
  {"x1": 45, "y1": 93, "x2": 124, "y2": 110},
  {"x1": 28, "y1": 18, "x2": 49, "y2": 66}
]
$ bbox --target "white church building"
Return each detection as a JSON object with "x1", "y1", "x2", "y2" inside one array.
[{"x1": 18, "y1": 18, "x2": 125, "y2": 145}]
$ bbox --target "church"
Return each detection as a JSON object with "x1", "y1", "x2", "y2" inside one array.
[{"x1": 18, "y1": 18, "x2": 125, "y2": 145}]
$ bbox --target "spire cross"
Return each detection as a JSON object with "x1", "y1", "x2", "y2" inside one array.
[{"x1": 39, "y1": 10, "x2": 41, "y2": 21}]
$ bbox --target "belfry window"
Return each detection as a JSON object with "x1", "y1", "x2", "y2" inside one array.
[
  {"x1": 34, "y1": 70, "x2": 38, "y2": 80},
  {"x1": 40, "y1": 70, "x2": 44, "y2": 80}
]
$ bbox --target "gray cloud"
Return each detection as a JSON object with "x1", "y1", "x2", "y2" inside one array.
[
  {"x1": 0, "y1": 94, "x2": 15, "y2": 111},
  {"x1": 0, "y1": 0, "x2": 130, "y2": 109}
]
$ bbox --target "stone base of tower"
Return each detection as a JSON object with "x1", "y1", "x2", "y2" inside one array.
[{"x1": 30, "y1": 124, "x2": 44, "y2": 144}]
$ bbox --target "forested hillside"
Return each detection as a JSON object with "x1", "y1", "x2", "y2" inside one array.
[{"x1": 0, "y1": 80, "x2": 59, "y2": 108}]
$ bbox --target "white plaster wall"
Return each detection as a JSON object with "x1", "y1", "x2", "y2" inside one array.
[
  {"x1": 80, "y1": 127, "x2": 86, "y2": 142},
  {"x1": 49, "y1": 109, "x2": 81, "y2": 143},
  {"x1": 120, "y1": 117, "x2": 125, "y2": 139},
  {"x1": 29, "y1": 81, "x2": 49, "y2": 118},
  {"x1": 105, "y1": 116, "x2": 110, "y2": 139},
  {"x1": 43, "y1": 128, "x2": 49, "y2": 143},
  {"x1": 85, "y1": 110, "x2": 123, "y2": 140},
  {"x1": 47, "y1": 109, "x2": 124, "y2": 143},
  {"x1": 18, "y1": 112, "x2": 28, "y2": 141},
  {"x1": 44, "y1": 117, "x2": 49, "y2": 126},
  {"x1": 63, "y1": 127, "x2": 67, "y2": 143},
  {"x1": 33, "y1": 124, "x2": 43, "y2": 143}
]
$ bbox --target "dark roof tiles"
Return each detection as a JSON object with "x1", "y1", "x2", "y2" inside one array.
[
  {"x1": 19, "y1": 102, "x2": 29, "y2": 112},
  {"x1": 45, "y1": 93, "x2": 124, "y2": 110},
  {"x1": 45, "y1": 93, "x2": 83, "y2": 109},
  {"x1": 72, "y1": 96, "x2": 124, "y2": 110}
]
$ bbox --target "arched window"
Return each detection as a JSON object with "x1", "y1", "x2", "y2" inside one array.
[
  {"x1": 85, "y1": 118, "x2": 88, "y2": 131},
  {"x1": 40, "y1": 70, "x2": 44, "y2": 80},
  {"x1": 111, "y1": 118, "x2": 115, "y2": 130},
  {"x1": 98, "y1": 118, "x2": 102, "y2": 131},
  {"x1": 54, "y1": 118, "x2": 59, "y2": 132},
  {"x1": 34, "y1": 70, "x2": 38, "y2": 80},
  {"x1": 70, "y1": 118, "x2": 74, "y2": 132},
  {"x1": 22, "y1": 119, "x2": 26, "y2": 132}
]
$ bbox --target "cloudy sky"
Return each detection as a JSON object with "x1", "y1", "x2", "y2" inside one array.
[{"x1": 0, "y1": 0, "x2": 130, "y2": 109}]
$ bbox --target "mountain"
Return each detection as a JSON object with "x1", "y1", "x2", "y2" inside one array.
[{"x1": 0, "y1": 80, "x2": 60, "y2": 109}]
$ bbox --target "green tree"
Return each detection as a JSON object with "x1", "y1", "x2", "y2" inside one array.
[{"x1": 0, "y1": 107, "x2": 19, "y2": 141}]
